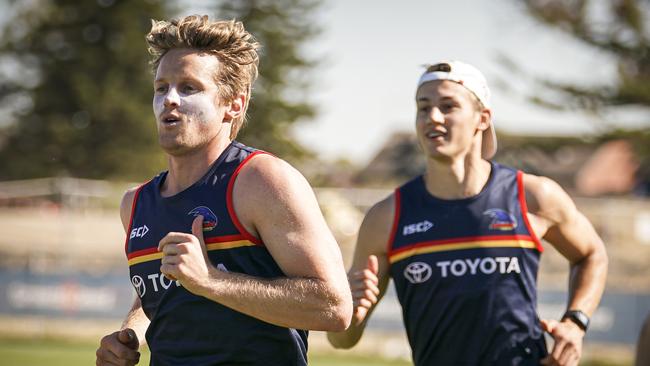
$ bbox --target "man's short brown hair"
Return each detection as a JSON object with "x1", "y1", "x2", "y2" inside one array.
[{"x1": 146, "y1": 15, "x2": 260, "y2": 139}]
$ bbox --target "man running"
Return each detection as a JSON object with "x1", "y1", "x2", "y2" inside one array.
[
  {"x1": 328, "y1": 60, "x2": 607, "y2": 366},
  {"x1": 96, "y1": 15, "x2": 351, "y2": 366}
]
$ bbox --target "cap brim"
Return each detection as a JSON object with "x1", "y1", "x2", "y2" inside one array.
[{"x1": 482, "y1": 124, "x2": 497, "y2": 159}]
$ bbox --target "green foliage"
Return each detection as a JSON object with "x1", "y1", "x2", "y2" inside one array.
[
  {"x1": 211, "y1": 0, "x2": 322, "y2": 161},
  {"x1": 0, "y1": 0, "x2": 167, "y2": 180},
  {"x1": 0, "y1": 0, "x2": 322, "y2": 180},
  {"x1": 520, "y1": 0, "x2": 650, "y2": 110},
  {"x1": 515, "y1": 1, "x2": 650, "y2": 193}
]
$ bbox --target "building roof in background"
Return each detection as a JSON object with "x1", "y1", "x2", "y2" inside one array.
[
  {"x1": 351, "y1": 131, "x2": 646, "y2": 197},
  {"x1": 576, "y1": 140, "x2": 640, "y2": 196}
]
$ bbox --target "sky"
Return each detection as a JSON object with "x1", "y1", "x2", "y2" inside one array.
[
  {"x1": 2, "y1": 0, "x2": 647, "y2": 165},
  {"x1": 289, "y1": 0, "x2": 648, "y2": 164}
]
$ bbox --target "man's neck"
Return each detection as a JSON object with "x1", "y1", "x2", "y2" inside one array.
[
  {"x1": 161, "y1": 138, "x2": 232, "y2": 197},
  {"x1": 423, "y1": 153, "x2": 492, "y2": 200}
]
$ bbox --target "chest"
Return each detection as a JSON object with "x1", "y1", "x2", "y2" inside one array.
[
  {"x1": 394, "y1": 196, "x2": 525, "y2": 247},
  {"x1": 127, "y1": 187, "x2": 237, "y2": 255}
]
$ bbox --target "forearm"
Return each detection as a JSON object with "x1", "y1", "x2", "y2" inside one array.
[
  {"x1": 328, "y1": 257, "x2": 386, "y2": 349},
  {"x1": 197, "y1": 269, "x2": 350, "y2": 331},
  {"x1": 566, "y1": 247, "x2": 608, "y2": 316},
  {"x1": 327, "y1": 318, "x2": 367, "y2": 349},
  {"x1": 120, "y1": 299, "x2": 150, "y2": 346}
]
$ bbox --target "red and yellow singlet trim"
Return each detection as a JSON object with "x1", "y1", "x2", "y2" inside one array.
[
  {"x1": 388, "y1": 235, "x2": 537, "y2": 264},
  {"x1": 127, "y1": 235, "x2": 257, "y2": 266}
]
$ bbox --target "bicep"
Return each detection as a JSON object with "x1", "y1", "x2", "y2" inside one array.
[
  {"x1": 235, "y1": 156, "x2": 344, "y2": 279},
  {"x1": 544, "y1": 209, "x2": 603, "y2": 264},
  {"x1": 529, "y1": 176, "x2": 603, "y2": 264},
  {"x1": 266, "y1": 186, "x2": 341, "y2": 279}
]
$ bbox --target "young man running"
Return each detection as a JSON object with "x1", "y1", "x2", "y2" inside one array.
[{"x1": 328, "y1": 60, "x2": 607, "y2": 366}]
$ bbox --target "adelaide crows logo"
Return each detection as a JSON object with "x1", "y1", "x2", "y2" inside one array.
[
  {"x1": 483, "y1": 208, "x2": 517, "y2": 231},
  {"x1": 188, "y1": 206, "x2": 218, "y2": 232}
]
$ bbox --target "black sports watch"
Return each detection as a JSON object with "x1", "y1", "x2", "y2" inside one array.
[{"x1": 562, "y1": 310, "x2": 590, "y2": 331}]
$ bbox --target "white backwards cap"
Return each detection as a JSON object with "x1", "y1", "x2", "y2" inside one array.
[{"x1": 417, "y1": 60, "x2": 497, "y2": 159}]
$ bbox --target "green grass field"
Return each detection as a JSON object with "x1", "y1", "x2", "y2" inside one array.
[
  {"x1": 0, "y1": 337, "x2": 411, "y2": 366},
  {"x1": 0, "y1": 337, "x2": 631, "y2": 366}
]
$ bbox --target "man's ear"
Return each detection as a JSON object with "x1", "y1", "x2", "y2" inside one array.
[
  {"x1": 477, "y1": 108, "x2": 492, "y2": 132},
  {"x1": 224, "y1": 93, "x2": 247, "y2": 122}
]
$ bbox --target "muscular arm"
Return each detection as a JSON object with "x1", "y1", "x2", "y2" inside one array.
[
  {"x1": 524, "y1": 174, "x2": 608, "y2": 365},
  {"x1": 524, "y1": 174, "x2": 608, "y2": 316},
  {"x1": 160, "y1": 155, "x2": 352, "y2": 331},
  {"x1": 327, "y1": 195, "x2": 394, "y2": 348}
]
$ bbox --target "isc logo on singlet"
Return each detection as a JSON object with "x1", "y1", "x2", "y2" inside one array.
[
  {"x1": 130, "y1": 225, "x2": 149, "y2": 239},
  {"x1": 403, "y1": 220, "x2": 433, "y2": 236}
]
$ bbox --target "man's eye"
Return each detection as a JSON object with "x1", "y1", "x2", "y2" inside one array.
[
  {"x1": 182, "y1": 85, "x2": 197, "y2": 93},
  {"x1": 441, "y1": 103, "x2": 455, "y2": 111},
  {"x1": 155, "y1": 85, "x2": 168, "y2": 93}
]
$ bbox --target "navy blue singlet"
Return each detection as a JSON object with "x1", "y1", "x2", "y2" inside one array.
[
  {"x1": 388, "y1": 162, "x2": 547, "y2": 365},
  {"x1": 125, "y1": 141, "x2": 308, "y2": 366}
]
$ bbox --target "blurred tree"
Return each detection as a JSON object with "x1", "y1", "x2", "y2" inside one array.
[
  {"x1": 0, "y1": 0, "x2": 167, "y2": 180},
  {"x1": 210, "y1": 0, "x2": 322, "y2": 160},
  {"x1": 520, "y1": 0, "x2": 650, "y2": 110},
  {"x1": 517, "y1": 0, "x2": 650, "y2": 195}
]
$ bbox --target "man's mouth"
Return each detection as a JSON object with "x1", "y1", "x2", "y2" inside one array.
[
  {"x1": 162, "y1": 115, "x2": 181, "y2": 124},
  {"x1": 426, "y1": 130, "x2": 445, "y2": 139}
]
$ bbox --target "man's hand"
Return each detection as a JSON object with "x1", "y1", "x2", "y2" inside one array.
[
  {"x1": 96, "y1": 328, "x2": 140, "y2": 366},
  {"x1": 159, "y1": 215, "x2": 214, "y2": 295},
  {"x1": 540, "y1": 318, "x2": 585, "y2": 366},
  {"x1": 349, "y1": 255, "x2": 380, "y2": 326}
]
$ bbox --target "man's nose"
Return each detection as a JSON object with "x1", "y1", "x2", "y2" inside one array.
[
  {"x1": 164, "y1": 87, "x2": 180, "y2": 108},
  {"x1": 428, "y1": 106, "x2": 444, "y2": 124}
]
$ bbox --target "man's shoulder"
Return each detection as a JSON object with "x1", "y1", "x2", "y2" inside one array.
[
  {"x1": 231, "y1": 153, "x2": 316, "y2": 215},
  {"x1": 521, "y1": 172, "x2": 575, "y2": 221},
  {"x1": 236, "y1": 153, "x2": 301, "y2": 188},
  {"x1": 363, "y1": 192, "x2": 397, "y2": 229},
  {"x1": 119, "y1": 184, "x2": 149, "y2": 230},
  {"x1": 120, "y1": 180, "x2": 154, "y2": 210},
  {"x1": 521, "y1": 173, "x2": 564, "y2": 198}
]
